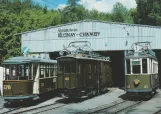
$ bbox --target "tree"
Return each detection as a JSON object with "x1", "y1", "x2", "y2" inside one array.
[
  {"x1": 67, "y1": 0, "x2": 80, "y2": 6},
  {"x1": 60, "y1": 4, "x2": 87, "y2": 23},
  {"x1": 22, "y1": 0, "x2": 34, "y2": 8},
  {"x1": 135, "y1": 0, "x2": 161, "y2": 25},
  {"x1": 111, "y1": 2, "x2": 132, "y2": 23},
  {"x1": 43, "y1": 5, "x2": 47, "y2": 14}
]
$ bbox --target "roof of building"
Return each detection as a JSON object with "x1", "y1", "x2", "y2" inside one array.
[{"x1": 18, "y1": 19, "x2": 161, "y2": 35}]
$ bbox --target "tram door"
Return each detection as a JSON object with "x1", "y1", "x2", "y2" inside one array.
[
  {"x1": 79, "y1": 61, "x2": 87, "y2": 87},
  {"x1": 63, "y1": 59, "x2": 76, "y2": 89},
  {"x1": 63, "y1": 60, "x2": 70, "y2": 89}
]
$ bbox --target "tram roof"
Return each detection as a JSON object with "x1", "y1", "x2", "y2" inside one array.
[
  {"x1": 3, "y1": 56, "x2": 57, "y2": 64},
  {"x1": 57, "y1": 56, "x2": 111, "y2": 62},
  {"x1": 125, "y1": 55, "x2": 157, "y2": 60}
]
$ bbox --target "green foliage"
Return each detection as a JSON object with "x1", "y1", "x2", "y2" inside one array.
[
  {"x1": 60, "y1": 5, "x2": 87, "y2": 23},
  {"x1": 67, "y1": 0, "x2": 80, "y2": 6},
  {"x1": 43, "y1": 5, "x2": 47, "y2": 14},
  {"x1": 135, "y1": 0, "x2": 161, "y2": 25},
  {"x1": 111, "y1": 2, "x2": 133, "y2": 23}
]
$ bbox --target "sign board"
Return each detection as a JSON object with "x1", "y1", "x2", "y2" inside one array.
[{"x1": 58, "y1": 28, "x2": 100, "y2": 38}]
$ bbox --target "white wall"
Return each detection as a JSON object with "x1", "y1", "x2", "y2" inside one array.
[{"x1": 21, "y1": 20, "x2": 161, "y2": 52}]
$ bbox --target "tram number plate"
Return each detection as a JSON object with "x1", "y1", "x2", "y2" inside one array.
[
  {"x1": 3, "y1": 85, "x2": 11, "y2": 90},
  {"x1": 65, "y1": 77, "x2": 69, "y2": 81}
]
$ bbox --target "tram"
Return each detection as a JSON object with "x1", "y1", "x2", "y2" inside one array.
[
  {"x1": 57, "y1": 41, "x2": 113, "y2": 99},
  {"x1": 2, "y1": 56, "x2": 57, "y2": 103},
  {"x1": 125, "y1": 42, "x2": 159, "y2": 98}
]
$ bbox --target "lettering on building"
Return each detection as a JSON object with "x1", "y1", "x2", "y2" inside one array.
[{"x1": 58, "y1": 28, "x2": 100, "y2": 38}]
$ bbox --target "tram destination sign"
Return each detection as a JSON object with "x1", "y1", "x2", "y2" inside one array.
[{"x1": 58, "y1": 28, "x2": 100, "y2": 38}]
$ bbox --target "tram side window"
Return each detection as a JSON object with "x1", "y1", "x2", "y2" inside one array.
[
  {"x1": 153, "y1": 63, "x2": 158, "y2": 73},
  {"x1": 40, "y1": 64, "x2": 45, "y2": 78},
  {"x1": 58, "y1": 61, "x2": 63, "y2": 74},
  {"x1": 78, "y1": 64, "x2": 81, "y2": 73},
  {"x1": 71, "y1": 61, "x2": 76, "y2": 73},
  {"x1": 25, "y1": 65, "x2": 31, "y2": 79},
  {"x1": 10, "y1": 65, "x2": 16, "y2": 76},
  {"x1": 45, "y1": 64, "x2": 49, "y2": 77},
  {"x1": 19, "y1": 65, "x2": 25, "y2": 77},
  {"x1": 33, "y1": 64, "x2": 38, "y2": 76},
  {"x1": 54, "y1": 64, "x2": 57, "y2": 76},
  {"x1": 64, "y1": 61, "x2": 70, "y2": 73},
  {"x1": 106, "y1": 64, "x2": 109, "y2": 73},
  {"x1": 132, "y1": 61, "x2": 141, "y2": 74},
  {"x1": 142, "y1": 59, "x2": 147, "y2": 73},
  {"x1": 51, "y1": 64, "x2": 57, "y2": 76},
  {"x1": 126, "y1": 59, "x2": 130, "y2": 74},
  {"x1": 50, "y1": 65, "x2": 54, "y2": 77},
  {"x1": 4, "y1": 65, "x2": 9, "y2": 80},
  {"x1": 89, "y1": 64, "x2": 91, "y2": 73}
]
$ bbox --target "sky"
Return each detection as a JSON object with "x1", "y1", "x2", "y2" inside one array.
[{"x1": 33, "y1": 0, "x2": 137, "y2": 12}]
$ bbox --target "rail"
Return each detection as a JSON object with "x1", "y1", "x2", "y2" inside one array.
[{"x1": 77, "y1": 99, "x2": 144, "y2": 114}]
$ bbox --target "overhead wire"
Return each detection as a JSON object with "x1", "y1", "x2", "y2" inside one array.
[{"x1": 40, "y1": 0, "x2": 59, "y2": 7}]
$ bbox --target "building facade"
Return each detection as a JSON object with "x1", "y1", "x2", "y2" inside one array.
[{"x1": 21, "y1": 20, "x2": 161, "y2": 53}]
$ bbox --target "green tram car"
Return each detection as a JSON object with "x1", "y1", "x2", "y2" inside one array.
[
  {"x1": 2, "y1": 56, "x2": 57, "y2": 102},
  {"x1": 125, "y1": 42, "x2": 159, "y2": 97},
  {"x1": 57, "y1": 41, "x2": 113, "y2": 99}
]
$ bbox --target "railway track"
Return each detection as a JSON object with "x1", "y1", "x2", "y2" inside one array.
[
  {"x1": 16, "y1": 103, "x2": 66, "y2": 114},
  {"x1": 77, "y1": 99, "x2": 144, "y2": 114},
  {"x1": 0, "y1": 107, "x2": 21, "y2": 114},
  {"x1": 154, "y1": 109, "x2": 161, "y2": 114},
  {"x1": 1, "y1": 102, "x2": 67, "y2": 114}
]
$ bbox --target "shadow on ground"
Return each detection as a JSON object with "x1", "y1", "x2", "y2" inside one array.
[
  {"x1": 119, "y1": 92, "x2": 158, "y2": 101},
  {"x1": 3, "y1": 91, "x2": 60, "y2": 108},
  {"x1": 56, "y1": 90, "x2": 110, "y2": 104}
]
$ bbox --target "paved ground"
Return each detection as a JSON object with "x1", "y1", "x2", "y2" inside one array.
[
  {"x1": 41, "y1": 88, "x2": 125, "y2": 114},
  {"x1": 120, "y1": 89, "x2": 161, "y2": 114},
  {"x1": 2, "y1": 88, "x2": 161, "y2": 114}
]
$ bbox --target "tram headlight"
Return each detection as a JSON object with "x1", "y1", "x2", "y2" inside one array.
[{"x1": 133, "y1": 79, "x2": 140, "y2": 85}]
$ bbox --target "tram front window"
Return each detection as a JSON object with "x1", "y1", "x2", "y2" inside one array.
[
  {"x1": 132, "y1": 61, "x2": 141, "y2": 74},
  {"x1": 64, "y1": 61, "x2": 70, "y2": 73},
  {"x1": 58, "y1": 60, "x2": 76, "y2": 74}
]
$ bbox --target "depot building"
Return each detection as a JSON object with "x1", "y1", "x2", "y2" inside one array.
[{"x1": 20, "y1": 20, "x2": 161, "y2": 87}]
